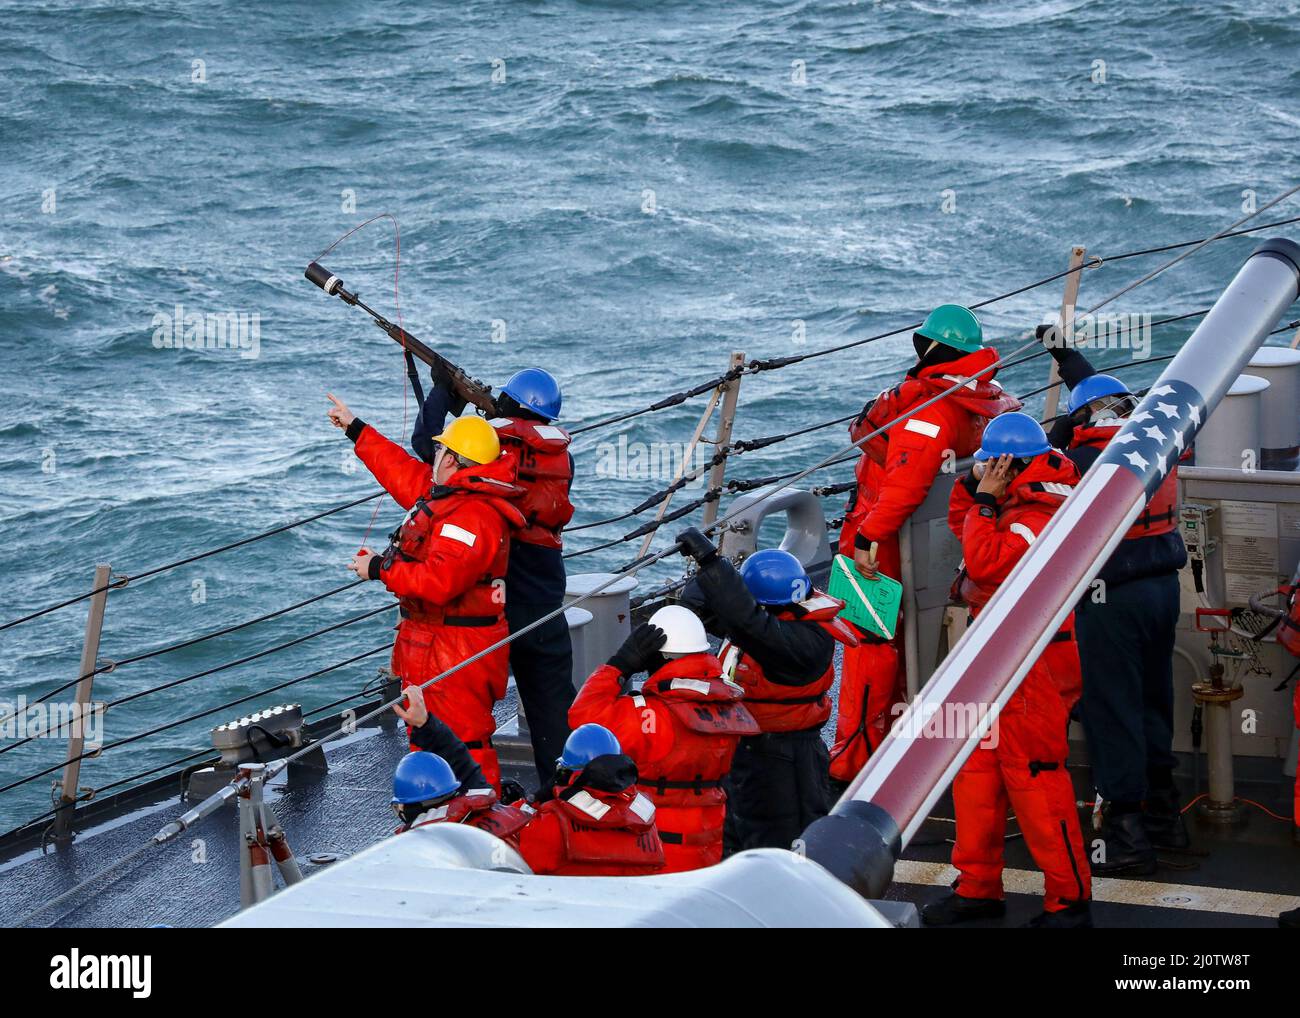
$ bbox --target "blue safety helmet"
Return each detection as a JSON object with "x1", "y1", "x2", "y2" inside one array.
[
  {"x1": 740, "y1": 548, "x2": 812, "y2": 606},
  {"x1": 391, "y1": 751, "x2": 459, "y2": 806},
  {"x1": 1066, "y1": 373, "x2": 1132, "y2": 415},
  {"x1": 501, "y1": 368, "x2": 563, "y2": 421},
  {"x1": 974, "y1": 411, "x2": 1052, "y2": 461},
  {"x1": 557, "y1": 724, "x2": 621, "y2": 771}
]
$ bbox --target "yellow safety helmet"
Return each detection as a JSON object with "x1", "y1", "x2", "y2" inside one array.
[{"x1": 433, "y1": 415, "x2": 500, "y2": 465}]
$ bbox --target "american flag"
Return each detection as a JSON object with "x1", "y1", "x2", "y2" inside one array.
[{"x1": 1094, "y1": 379, "x2": 1208, "y2": 500}]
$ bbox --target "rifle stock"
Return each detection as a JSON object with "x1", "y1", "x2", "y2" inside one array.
[{"x1": 369, "y1": 319, "x2": 497, "y2": 415}]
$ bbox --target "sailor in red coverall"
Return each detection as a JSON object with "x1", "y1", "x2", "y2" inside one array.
[
  {"x1": 832, "y1": 304, "x2": 1021, "y2": 784},
  {"x1": 921, "y1": 411, "x2": 1092, "y2": 928},
  {"x1": 390, "y1": 691, "x2": 532, "y2": 845},
  {"x1": 568, "y1": 605, "x2": 759, "y2": 873},
  {"x1": 512, "y1": 723, "x2": 666, "y2": 877},
  {"x1": 328, "y1": 394, "x2": 525, "y2": 791}
]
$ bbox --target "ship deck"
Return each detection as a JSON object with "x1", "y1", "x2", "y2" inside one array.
[{"x1": 1, "y1": 690, "x2": 1294, "y2": 928}]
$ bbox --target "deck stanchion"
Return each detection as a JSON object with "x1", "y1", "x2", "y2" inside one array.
[
  {"x1": 1041, "y1": 245, "x2": 1087, "y2": 423},
  {"x1": 701, "y1": 351, "x2": 745, "y2": 528},
  {"x1": 635, "y1": 385, "x2": 724, "y2": 559},
  {"x1": 51, "y1": 562, "x2": 113, "y2": 844}
]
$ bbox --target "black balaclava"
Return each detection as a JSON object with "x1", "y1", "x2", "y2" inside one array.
[
  {"x1": 557, "y1": 753, "x2": 640, "y2": 798},
  {"x1": 910, "y1": 334, "x2": 968, "y2": 374},
  {"x1": 494, "y1": 391, "x2": 549, "y2": 423}
]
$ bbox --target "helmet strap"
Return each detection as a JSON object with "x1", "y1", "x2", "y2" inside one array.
[
  {"x1": 1087, "y1": 394, "x2": 1136, "y2": 425},
  {"x1": 431, "y1": 445, "x2": 453, "y2": 483}
]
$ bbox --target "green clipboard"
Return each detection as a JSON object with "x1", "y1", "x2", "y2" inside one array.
[{"x1": 826, "y1": 553, "x2": 903, "y2": 640}]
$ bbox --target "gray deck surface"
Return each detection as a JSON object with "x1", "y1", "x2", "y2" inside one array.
[{"x1": 1, "y1": 673, "x2": 1296, "y2": 928}]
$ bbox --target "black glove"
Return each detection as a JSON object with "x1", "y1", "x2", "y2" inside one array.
[
  {"x1": 430, "y1": 358, "x2": 469, "y2": 416},
  {"x1": 1036, "y1": 321, "x2": 1074, "y2": 364},
  {"x1": 676, "y1": 526, "x2": 718, "y2": 567},
  {"x1": 607, "y1": 622, "x2": 667, "y2": 677},
  {"x1": 498, "y1": 778, "x2": 528, "y2": 806}
]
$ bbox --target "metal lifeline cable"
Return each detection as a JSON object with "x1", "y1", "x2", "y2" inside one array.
[
  {"x1": 563, "y1": 305, "x2": 1215, "y2": 541},
  {"x1": 0, "y1": 491, "x2": 385, "y2": 634},
  {"x1": 562, "y1": 303, "x2": 1205, "y2": 549},
  {"x1": 18, "y1": 689, "x2": 384, "y2": 845},
  {"x1": 0, "y1": 643, "x2": 393, "y2": 796},
  {"x1": 15, "y1": 184, "x2": 1297, "y2": 929},
  {"x1": 560, "y1": 300, "x2": 1214, "y2": 560},
  {"x1": 565, "y1": 259, "x2": 1105, "y2": 445},
  {"x1": 302, "y1": 687, "x2": 384, "y2": 721},
  {"x1": 11, "y1": 645, "x2": 392, "y2": 835},
  {"x1": 571, "y1": 457, "x2": 864, "y2": 566},
  {"x1": 1098, "y1": 213, "x2": 1300, "y2": 263},
  {"x1": 20, "y1": 748, "x2": 221, "y2": 837},
  {"x1": 0, "y1": 603, "x2": 396, "y2": 765},
  {"x1": 564, "y1": 412, "x2": 866, "y2": 547},
  {"x1": 1, "y1": 580, "x2": 368, "y2": 724}
]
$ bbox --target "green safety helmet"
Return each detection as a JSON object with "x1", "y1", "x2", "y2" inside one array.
[{"x1": 914, "y1": 304, "x2": 984, "y2": 354}]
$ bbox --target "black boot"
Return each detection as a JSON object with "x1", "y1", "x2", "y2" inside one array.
[
  {"x1": 1091, "y1": 806, "x2": 1157, "y2": 875},
  {"x1": 920, "y1": 892, "x2": 1006, "y2": 926},
  {"x1": 1024, "y1": 900, "x2": 1093, "y2": 928},
  {"x1": 1279, "y1": 906, "x2": 1300, "y2": 929},
  {"x1": 1142, "y1": 785, "x2": 1190, "y2": 851}
]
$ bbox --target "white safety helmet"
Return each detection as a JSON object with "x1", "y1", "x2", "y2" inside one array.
[{"x1": 647, "y1": 604, "x2": 710, "y2": 656}]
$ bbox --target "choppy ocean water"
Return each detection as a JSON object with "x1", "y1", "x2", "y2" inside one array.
[{"x1": 1, "y1": 0, "x2": 1298, "y2": 826}]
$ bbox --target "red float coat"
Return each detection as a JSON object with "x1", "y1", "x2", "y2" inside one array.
[
  {"x1": 832, "y1": 348, "x2": 1021, "y2": 781},
  {"x1": 720, "y1": 592, "x2": 859, "y2": 732},
  {"x1": 1070, "y1": 421, "x2": 1179, "y2": 539},
  {"x1": 945, "y1": 451, "x2": 1091, "y2": 912},
  {"x1": 568, "y1": 654, "x2": 759, "y2": 872},
  {"x1": 402, "y1": 787, "x2": 534, "y2": 847},
  {"x1": 354, "y1": 423, "x2": 526, "y2": 791},
  {"x1": 513, "y1": 783, "x2": 665, "y2": 876}
]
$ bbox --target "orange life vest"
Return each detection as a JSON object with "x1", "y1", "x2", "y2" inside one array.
[
  {"x1": 383, "y1": 456, "x2": 526, "y2": 623},
  {"x1": 491, "y1": 417, "x2": 575, "y2": 548},
  {"x1": 1072, "y1": 421, "x2": 1179, "y2": 539},
  {"x1": 518, "y1": 788, "x2": 665, "y2": 876},
  {"x1": 853, "y1": 349, "x2": 1021, "y2": 468},
  {"x1": 633, "y1": 655, "x2": 760, "y2": 809},
  {"x1": 404, "y1": 788, "x2": 533, "y2": 845},
  {"x1": 720, "y1": 592, "x2": 860, "y2": 732}
]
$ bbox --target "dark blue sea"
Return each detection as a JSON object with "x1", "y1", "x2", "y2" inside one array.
[{"x1": 2, "y1": 0, "x2": 1298, "y2": 826}]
